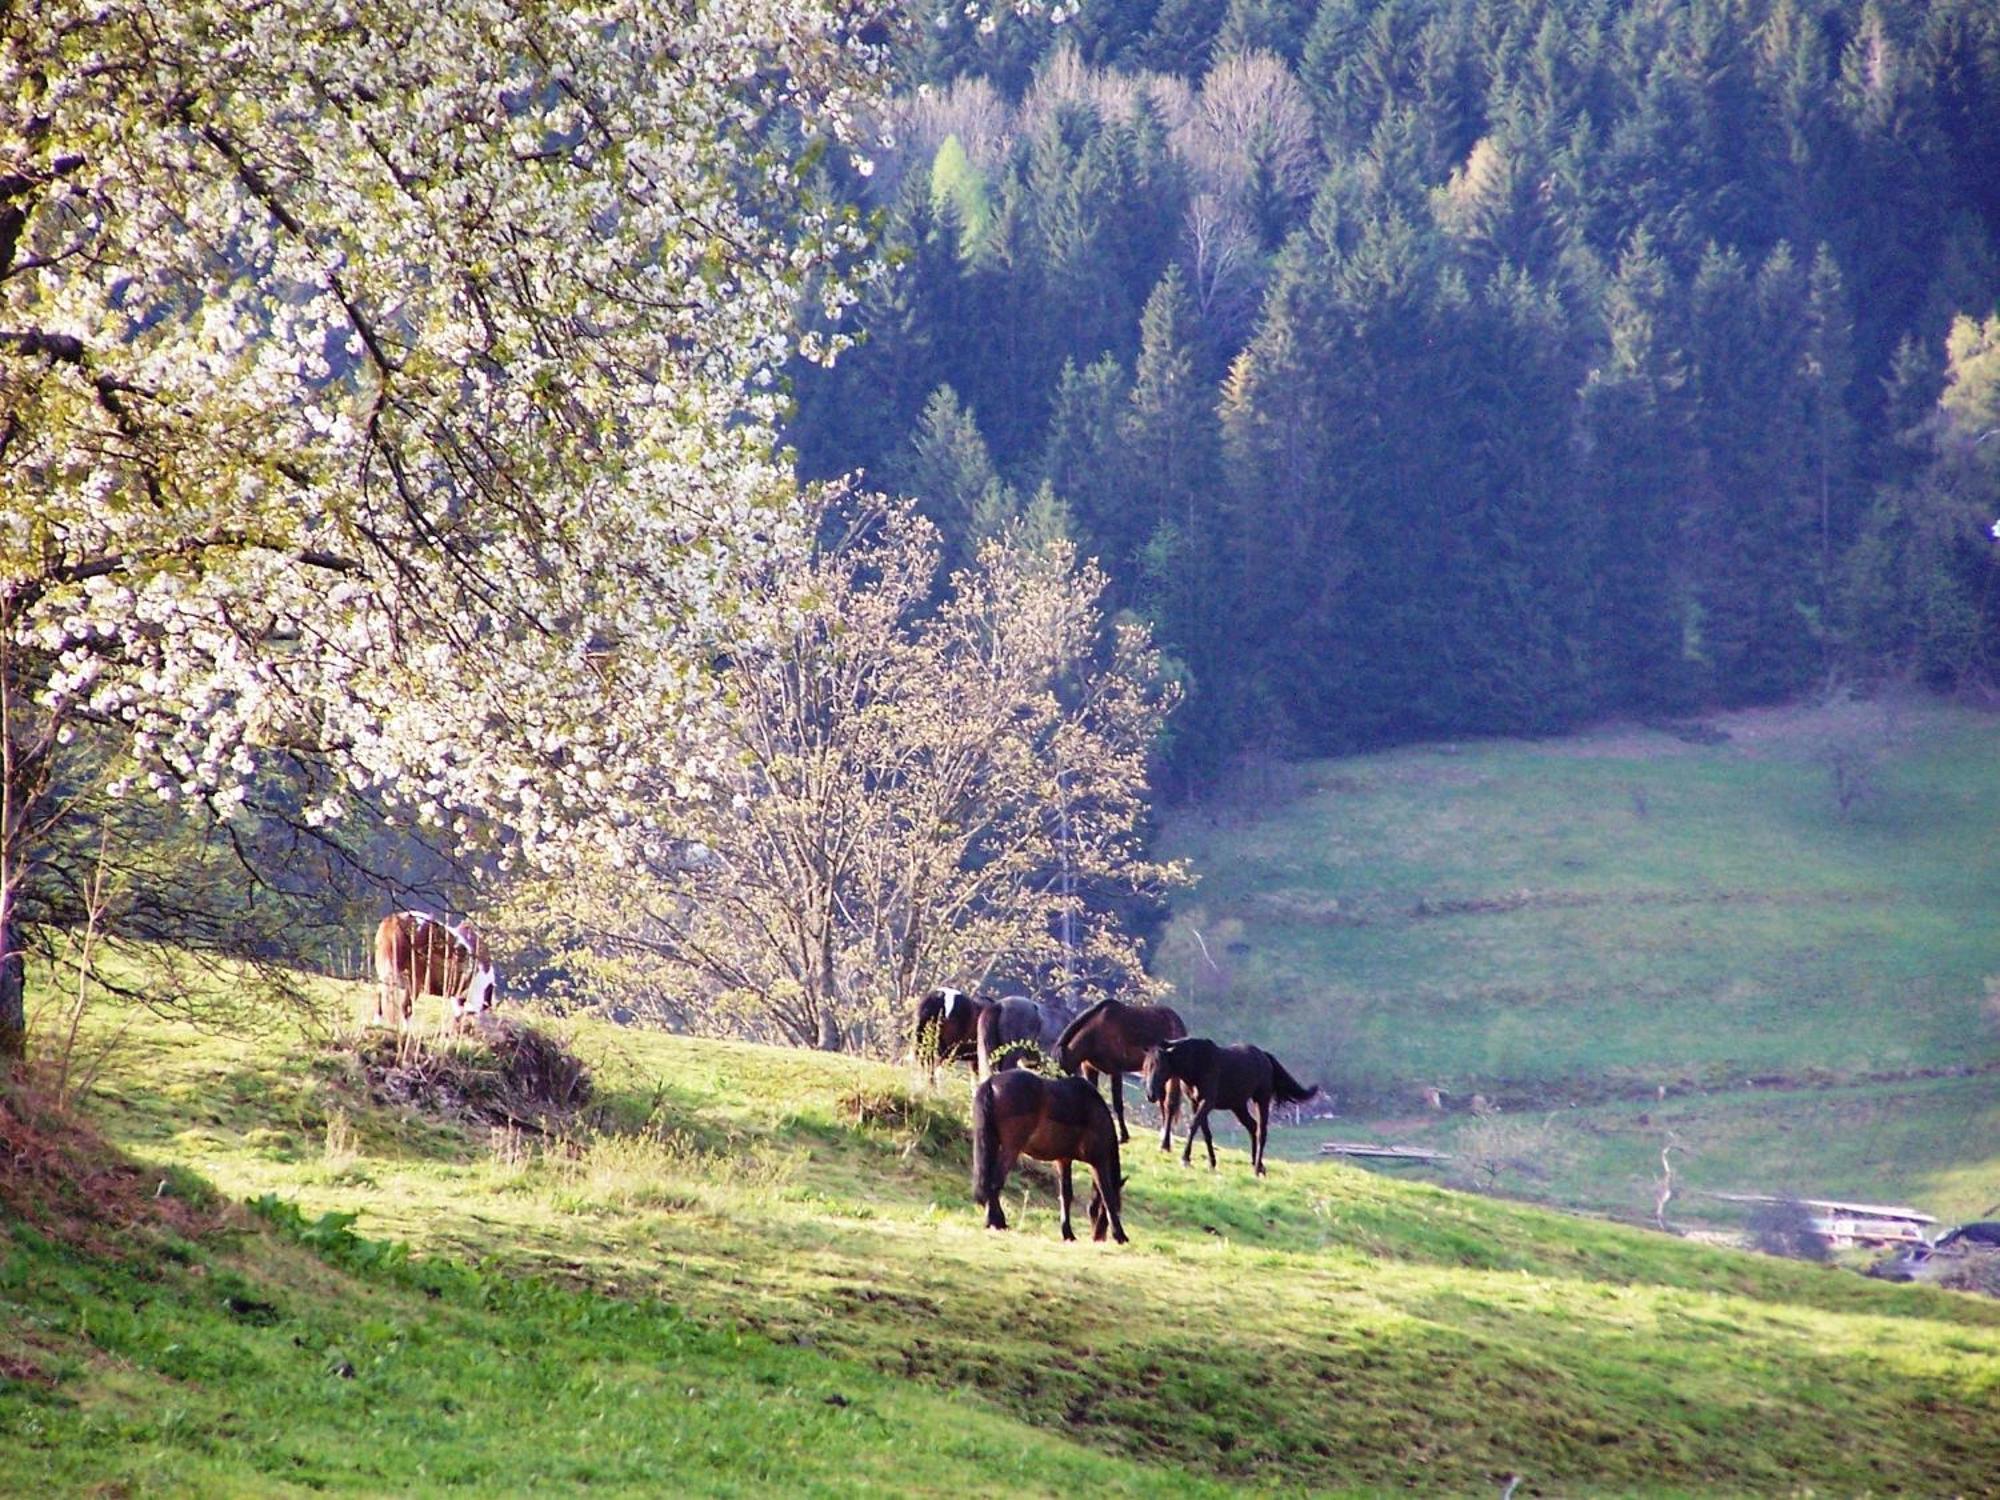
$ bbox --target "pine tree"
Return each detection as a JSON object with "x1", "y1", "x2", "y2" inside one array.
[
  {"x1": 1217, "y1": 0, "x2": 1318, "y2": 64},
  {"x1": 1803, "y1": 245, "x2": 1860, "y2": 581},
  {"x1": 1218, "y1": 273, "x2": 1344, "y2": 741},
  {"x1": 1135, "y1": 0, "x2": 1230, "y2": 76},
  {"x1": 789, "y1": 176, "x2": 956, "y2": 483},
  {"x1": 1041, "y1": 356, "x2": 1136, "y2": 569},
  {"x1": 893, "y1": 387, "x2": 1015, "y2": 565},
  {"x1": 1124, "y1": 266, "x2": 1220, "y2": 540},
  {"x1": 1123, "y1": 266, "x2": 1228, "y2": 773},
  {"x1": 1581, "y1": 230, "x2": 1699, "y2": 711}
]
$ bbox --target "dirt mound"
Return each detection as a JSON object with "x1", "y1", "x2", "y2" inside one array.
[
  {"x1": 353, "y1": 1020, "x2": 592, "y2": 1131},
  {"x1": 0, "y1": 1067, "x2": 227, "y2": 1249},
  {"x1": 1933, "y1": 1250, "x2": 2000, "y2": 1299}
]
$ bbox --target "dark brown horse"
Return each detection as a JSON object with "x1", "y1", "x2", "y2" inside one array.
[
  {"x1": 971, "y1": 1070, "x2": 1129, "y2": 1243},
  {"x1": 912, "y1": 986, "x2": 987, "y2": 1082},
  {"x1": 1054, "y1": 998, "x2": 1189, "y2": 1147},
  {"x1": 1141, "y1": 1037, "x2": 1317, "y2": 1177}
]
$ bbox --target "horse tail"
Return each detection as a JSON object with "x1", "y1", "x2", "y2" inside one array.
[
  {"x1": 1054, "y1": 998, "x2": 1114, "y2": 1070},
  {"x1": 1265, "y1": 1052, "x2": 1319, "y2": 1105},
  {"x1": 971, "y1": 1080, "x2": 1003, "y2": 1207},
  {"x1": 975, "y1": 1006, "x2": 997, "y2": 1079}
]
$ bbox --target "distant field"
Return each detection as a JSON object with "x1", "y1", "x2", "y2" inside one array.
[
  {"x1": 1154, "y1": 696, "x2": 2000, "y2": 1221},
  {"x1": 6, "y1": 985, "x2": 2000, "y2": 1495}
]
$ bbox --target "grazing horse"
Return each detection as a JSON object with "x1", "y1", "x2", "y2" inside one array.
[
  {"x1": 1141, "y1": 1037, "x2": 1317, "y2": 1177},
  {"x1": 911, "y1": 986, "x2": 986, "y2": 1082},
  {"x1": 971, "y1": 1070, "x2": 1128, "y2": 1243},
  {"x1": 975, "y1": 994, "x2": 1078, "y2": 1077},
  {"x1": 372, "y1": 911, "x2": 498, "y2": 1031},
  {"x1": 1054, "y1": 998, "x2": 1189, "y2": 1148}
]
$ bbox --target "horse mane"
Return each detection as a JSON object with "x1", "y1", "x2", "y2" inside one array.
[{"x1": 1054, "y1": 997, "x2": 1117, "y2": 1058}]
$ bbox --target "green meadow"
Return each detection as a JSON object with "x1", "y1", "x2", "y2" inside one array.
[
  {"x1": 1154, "y1": 698, "x2": 2000, "y2": 1225},
  {"x1": 5, "y1": 966, "x2": 2000, "y2": 1496}
]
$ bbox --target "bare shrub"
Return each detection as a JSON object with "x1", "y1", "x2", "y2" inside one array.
[
  {"x1": 1453, "y1": 1110, "x2": 1570, "y2": 1194},
  {"x1": 1016, "y1": 43, "x2": 1149, "y2": 145},
  {"x1": 891, "y1": 75, "x2": 1014, "y2": 176},
  {"x1": 1173, "y1": 51, "x2": 1319, "y2": 213},
  {"x1": 1825, "y1": 735, "x2": 1882, "y2": 817},
  {"x1": 1183, "y1": 192, "x2": 1262, "y2": 334},
  {"x1": 1934, "y1": 1251, "x2": 2000, "y2": 1298}
]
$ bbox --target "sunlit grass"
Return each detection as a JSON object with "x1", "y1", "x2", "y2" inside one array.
[{"x1": 8, "y1": 980, "x2": 1999, "y2": 1495}]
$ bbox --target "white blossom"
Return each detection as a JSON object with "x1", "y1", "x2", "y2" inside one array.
[{"x1": 3, "y1": 0, "x2": 907, "y2": 873}]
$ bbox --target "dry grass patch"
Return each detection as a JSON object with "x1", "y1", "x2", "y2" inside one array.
[{"x1": 349, "y1": 1020, "x2": 592, "y2": 1132}]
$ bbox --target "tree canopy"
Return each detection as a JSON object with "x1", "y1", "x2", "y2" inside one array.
[
  {"x1": 0, "y1": 0, "x2": 898, "y2": 1047},
  {"x1": 795, "y1": 0, "x2": 2000, "y2": 783}
]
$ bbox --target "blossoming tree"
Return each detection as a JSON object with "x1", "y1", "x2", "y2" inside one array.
[
  {"x1": 503, "y1": 498, "x2": 1185, "y2": 1052},
  {"x1": 0, "y1": 0, "x2": 901, "y2": 1054}
]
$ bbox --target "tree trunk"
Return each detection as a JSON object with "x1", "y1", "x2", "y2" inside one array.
[
  {"x1": 0, "y1": 873, "x2": 23, "y2": 1060},
  {"x1": 0, "y1": 609, "x2": 48, "y2": 1063},
  {"x1": 817, "y1": 905, "x2": 842, "y2": 1051}
]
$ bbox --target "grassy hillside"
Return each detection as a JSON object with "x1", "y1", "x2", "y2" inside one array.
[
  {"x1": 1153, "y1": 697, "x2": 2000, "y2": 1224},
  {"x1": 7, "y1": 974, "x2": 2000, "y2": 1495}
]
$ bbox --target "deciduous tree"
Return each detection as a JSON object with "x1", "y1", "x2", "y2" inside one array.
[
  {"x1": 505, "y1": 498, "x2": 1183, "y2": 1053},
  {"x1": 0, "y1": 0, "x2": 901, "y2": 1054}
]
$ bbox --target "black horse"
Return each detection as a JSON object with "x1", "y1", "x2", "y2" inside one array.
[
  {"x1": 1141, "y1": 1037, "x2": 1317, "y2": 1177},
  {"x1": 971, "y1": 1070, "x2": 1129, "y2": 1242},
  {"x1": 1054, "y1": 997, "x2": 1188, "y2": 1147}
]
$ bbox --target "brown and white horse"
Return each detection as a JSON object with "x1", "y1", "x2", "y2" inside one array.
[
  {"x1": 912, "y1": 985, "x2": 987, "y2": 1082},
  {"x1": 372, "y1": 911, "x2": 499, "y2": 1031}
]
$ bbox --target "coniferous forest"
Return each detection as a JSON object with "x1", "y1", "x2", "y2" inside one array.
[{"x1": 791, "y1": 0, "x2": 2000, "y2": 784}]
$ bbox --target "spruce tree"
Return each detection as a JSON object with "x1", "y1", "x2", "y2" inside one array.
[
  {"x1": 1042, "y1": 356, "x2": 1137, "y2": 570},
  {"x1": 1219, "y1": 275, "x2": 1344, "y2": 741},
  {"x1": 1124, "y1": 266, "x2": 1229, "y2": 773},
  {"x1": 894, "y1": 387, "x2": 1015, "y2": 566}
]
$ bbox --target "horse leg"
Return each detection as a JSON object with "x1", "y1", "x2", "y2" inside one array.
[
  {"x1": 1110, "y1": 1070, "x2": 1130, "y2": 1145},
  {"x1": 1058, "y1": 1159, "x2": 1076, "y2": 1242},
  {"x1": 1200, "y1": 1109, "x2": 1217, "y2": 1170},
  {"x1": 986, "y1": 1146, "x2": 1016, "y2": 1230},
  {"x1": 1182, "y1": 1101, "x2": 1213, "y2": 1168},
  {"x1": 1089, "y1": 1158, "x2": 1129, "y2": 1244},
  {"x1": 1253, "y1": 1096, "x2": 1272, "y2": 1176},
  {"x1": 1231, "y1": 1104, "x2": 1259, "y2": 1174},
  {"x1": 1159, "y1": 1079, "x2": 1180, "y2": 1153}
]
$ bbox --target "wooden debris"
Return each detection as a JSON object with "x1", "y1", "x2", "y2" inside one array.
[{"x1": 1705, "y1": 1192, "x2": 1937, "y2": 1247}]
